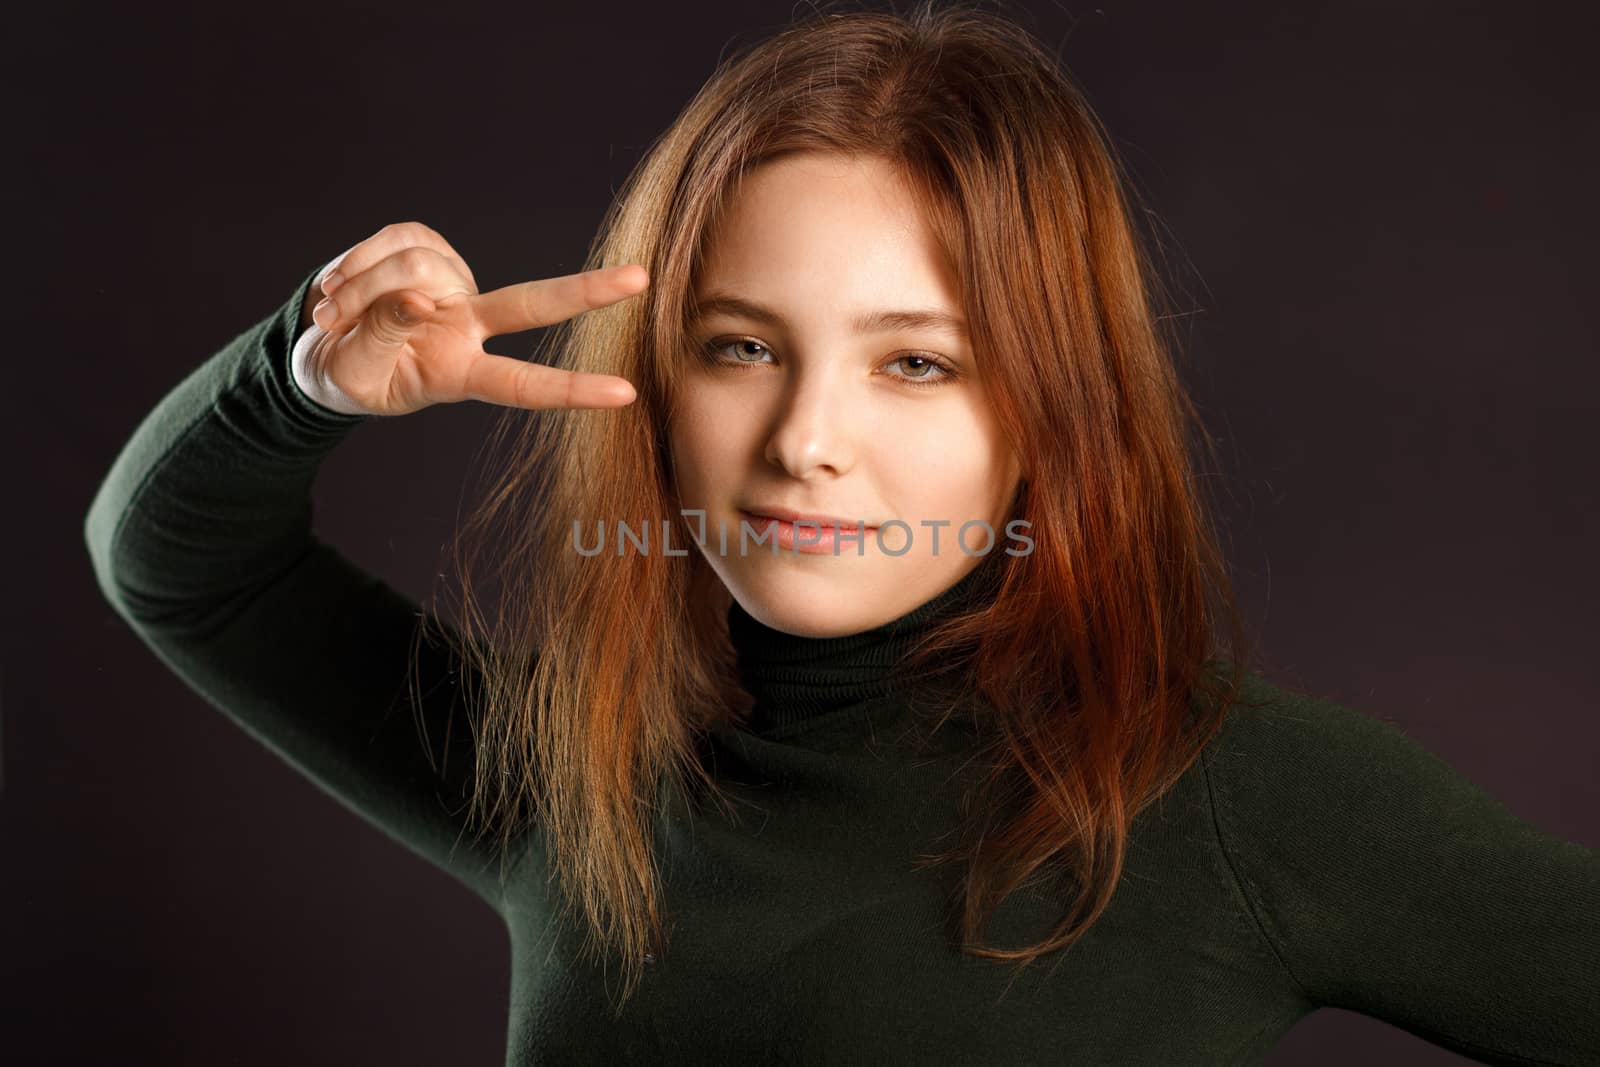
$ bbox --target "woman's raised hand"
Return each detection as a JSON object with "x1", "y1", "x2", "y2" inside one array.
[{"x1": 298, "y1": 221, "x2": 645, "y2": 416}]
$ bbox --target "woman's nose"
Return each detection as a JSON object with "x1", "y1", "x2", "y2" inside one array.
[{"x1": 762, "y1": 367, "x2": 859, "y2": 479}]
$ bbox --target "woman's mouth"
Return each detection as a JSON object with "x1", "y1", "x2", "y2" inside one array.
[{"x1": 736, "y1": 508, "x2": 880, "y2": 555}]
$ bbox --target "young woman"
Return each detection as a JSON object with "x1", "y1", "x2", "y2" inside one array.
[{"x1": 85, "y1": 3, "x2": 1598, "y2": 1063}]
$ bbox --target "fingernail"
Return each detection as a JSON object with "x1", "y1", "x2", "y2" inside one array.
[
  {"x1": 321, "y1": 270, "x2": 345, "y2": 295},
  {"x1": 313, "y1": 297, "x2": 337, "y2": 329}
]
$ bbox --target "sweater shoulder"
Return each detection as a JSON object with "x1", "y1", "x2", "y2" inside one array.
[
  {"x1": 1198, "y1": 670, "x2": 1439, "y2": 803},
  {"x1": 1193, "y1": 669, "x2": 1527, "y2": 869},
  {"x1": 1193, "y1": 669, "x2": 1600, "y2": 1062}
]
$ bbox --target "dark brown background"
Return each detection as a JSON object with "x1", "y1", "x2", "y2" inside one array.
[{"x1": 11, "y1": 0, "x2": 1597, "y2": 1063}]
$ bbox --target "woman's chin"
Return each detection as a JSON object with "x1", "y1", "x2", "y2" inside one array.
[
  {"x1": 714, "y1": 563, "x2": 883, "y2": 637},
  {"x1": 713, "y1": 555, "x2": 961, "y2": 639}
]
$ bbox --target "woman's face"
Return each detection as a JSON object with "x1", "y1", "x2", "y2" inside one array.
[{"x1": 668, "y1": 151, "x2": 1022, "y2": 638}]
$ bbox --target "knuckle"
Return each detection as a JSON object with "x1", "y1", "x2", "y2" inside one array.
[
  {"x1": 397, "y1": 245, "x2": 433, "y2": 280},
  {"x1": 517, "y1": 283, "x2": 542, "y2": 324},
  {"x1": 402, "y1": 220, "x2": 444, "y2": 247}
]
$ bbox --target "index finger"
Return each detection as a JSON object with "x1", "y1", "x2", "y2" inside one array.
[{"x1": 470, "y1": 264, "x2": 649, "y2": 340}]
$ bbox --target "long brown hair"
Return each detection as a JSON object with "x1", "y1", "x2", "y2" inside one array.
[{"x1": 419, "y1": 0, "x2": 1255, "y2": 1012}]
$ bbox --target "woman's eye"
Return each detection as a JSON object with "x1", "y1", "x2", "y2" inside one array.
[
  {"x1": 888, "y1": 354, "x2": 949, "y2": 384},
  {"x1": 729, "y1": 339, "x2": 772, "y2": 364},
  {"x1": 882, "y1": 353, "x2": 959, "y2": 388},
  {"x1": 701, "y1": 338, "x2": 773, "y2": 365}
]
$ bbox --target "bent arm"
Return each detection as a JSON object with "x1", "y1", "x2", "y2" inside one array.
[
  {"x1": 1202, "y1": 678, "x2": 1600, "y2": 1065},
  {"x1": 84, "y1": 260, "x2": 517, "y2": 911}
]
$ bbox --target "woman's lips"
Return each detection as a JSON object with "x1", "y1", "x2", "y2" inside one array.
[
  {"x1": 739, "y1": 505, "x2": 877, "y2": 529},
  {"x1": 737, "y1": 508, "x2": 880, "y2": 555}
]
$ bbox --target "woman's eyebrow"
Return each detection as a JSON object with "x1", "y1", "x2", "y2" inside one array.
[{"x1": 691, "y1": 291, "x2": 969, "y2": 339}]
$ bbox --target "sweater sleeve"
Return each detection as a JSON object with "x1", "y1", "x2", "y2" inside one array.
[
  {"x1": 84, "y1": 260, "x2": 516, "y2": 913},
  {"x1": 1201, "y1": 678, "x2": 1600, "y2": 1065}
]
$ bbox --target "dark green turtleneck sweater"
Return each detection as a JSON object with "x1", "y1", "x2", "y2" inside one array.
[{"x1": 85, "y1": 260, "x2": 1600, "y2": 1065}]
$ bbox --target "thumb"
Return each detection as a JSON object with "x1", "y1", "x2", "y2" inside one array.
[{"x1": 365, "y1": 289, "x2": 437, "y2": 348}]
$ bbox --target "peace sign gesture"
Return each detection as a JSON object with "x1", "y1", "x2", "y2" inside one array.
[{"x1": 296, "y1": 221, "x2": 645, "y2": 416}]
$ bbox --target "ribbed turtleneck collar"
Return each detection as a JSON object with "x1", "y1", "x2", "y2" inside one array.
[{"x1": 726, "y1": 561, "x2": 999, "y2": 735}]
